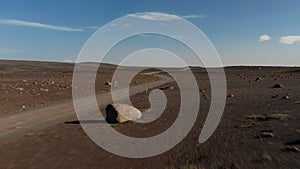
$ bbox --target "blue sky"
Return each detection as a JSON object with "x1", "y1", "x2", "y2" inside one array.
[{"x1": 0, "y1": 0, "x2": 299, "y2": 66}]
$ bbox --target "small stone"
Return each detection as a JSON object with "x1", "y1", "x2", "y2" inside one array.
[
  {"x1": 261, "y1": 130, "x2": 274, "y2": 138},
  {"x1": 272, "y1": 83, "x2": 283, "y2": 88},
  {"x1": 282, "y1": 96, "x2": 289, "y2": 100},
  {"x1": 105, "y1": 82, "x2": 112, "y2": 86},
  {"x1": 21, "y1": 105, "x2": 26, "y2": 109},
  {"x1": 255, "y1": 77, "x2": 263, "y2": 81},
  {"x1": 271, "y1": 95, "x2": 278, "y2": 99},
  {"x1": 16, "y1": 87, "x2": 24, "y2": 91},
  {"x1": 283, "y1": 146, "x2": 299, "y2": 152},
  {"x1": 227, "y1": 94, "x2": 234, "y2": 98},
  {"x1": 159, "y1": 86, "x2": 169, "y2": 90},
  {"x1": 40, "y1": 88, "x2": 49, "y2": 92}
]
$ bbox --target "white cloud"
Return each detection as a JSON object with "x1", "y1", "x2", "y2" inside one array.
[
  {"x1": 63, "y1": 60, "x2": 73, "y2": 63},
  {"x1": 0, "y1": 19, "x2": 84, "y2": 32},
  {"x1": 279, "y1": 36, "x2": 300, "y2": 45},
  {"x1": 128, "y1": 12, "x2": 205, "y2": 21},
  {"x1": 259, "y1": 34, "x2": 271, "y2": 42},
  {"x1": 181, "y1": 14, "x2": 206, "y2": 19}
]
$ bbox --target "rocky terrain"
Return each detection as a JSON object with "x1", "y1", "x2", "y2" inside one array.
[{"x1": 0, "y1": 60, "x2": 299, "y2": 169}]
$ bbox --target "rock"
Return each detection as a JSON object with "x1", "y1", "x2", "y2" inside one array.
[
  {"x1": 271, "y1": 95, "x2": 278, "y2": 99},
  {"x1": 105, "y1": 104, "x2": 142, "y2": 123},
  {"x1": 272, "y1": 83, "x2": 283, "y2": 88},
  {"x1": 227, "y1": 94, "x2": 234, "y2": 98},
  {"x1": 16, "y1": 87, "x2": 24, "y2": 91},
  {"x1": 104, "y1": 82, "x2": 112, "y2": 86},
  {"x1": 261, "y1": 130, "x2": 274, "y2": 138},
  {"x1": 159, "y1": 86, "x2": 169, "y2": 90},
  {"x1": 21, "y1": 105, "x2": 26, "y2": 109},
  {"x1": 282, "y1": 95, "x2": 289, "y2": 100},
  {"x1": 40, "y1": 88, "x2": 49, "y2": 92},
  {"x1": 283, "y1": 146, "x2": 299, "y2": 152},
  {"x1": 255, "y1": 77, "x2": 263, "y2": 81}
]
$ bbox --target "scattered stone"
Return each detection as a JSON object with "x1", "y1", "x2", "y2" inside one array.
[
  {"x1": 22, "y1": 79, "x2": 28, "y2": 83},
  {"x1": 282, "y1": 95, "x2": 289, "y2": 100},
  {"x1": 170, "y1": 86, "x2": 174, "y2": 90},
  {"x1": 105, "y1": 104, "x2": 142, "y2": 123},
  {"x1": 261, "y1": 130, "x2": 274, "y2": 138},
  {"x1": 255, "y1": 77, "x2": 263, "y2": 81},
  {"x1": 33, "y1": 82, "x2": 38, "y2": 85},
  {"x1": 241, "y1": 75, "x2": 247, "y2": 79},
  {"x1": 159, "y1": 86, "x2": 169, "y2": 90},
  {"x1": 40, "y1": 88, "x2": 49, "y2": 92},
  {"x1": 21, "y1": 105, "x2": 26, "y2": 109},
  {"x1": 272, "y1": 83, "x2": 283, "y2": 88},
  {"x1": 227, "y1": 94, "x2": 234, "y2": 98},
  {"x1": 16, "y1": 87, "x2": 24, "y2": 91},
  {"x1": 104, "y1": 82, "x2": 112, "y2": 86},
  {"x1": 282, "y1": 146, "x2": 299, "y2": 152}
]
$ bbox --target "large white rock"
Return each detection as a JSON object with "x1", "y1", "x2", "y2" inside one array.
[{"x1": 105, "y1": 104, "x2": 142, "y2": 123}]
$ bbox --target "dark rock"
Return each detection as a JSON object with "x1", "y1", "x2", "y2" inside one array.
[
  {"x1": 159, "y1": 86, "x2": 169, "y2": 90},
  {"x1": 282, "y1": 95, "x2": 289, "y2": 100},
  {"x1": 272, "y1": 83, "x2": 283, "y2": 88},
  {"x1": 255, "y1": 77, "x2": 263, "y2": 81},
  {"x1": 282, "y1": 146, "x2": 299, "y2": 152}
]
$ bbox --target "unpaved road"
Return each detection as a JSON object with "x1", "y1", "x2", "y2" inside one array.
[{"x1": 0, "y1": 72, "x2": 172, "y2": 142}]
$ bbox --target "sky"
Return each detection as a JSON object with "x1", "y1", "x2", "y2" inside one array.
[{"x1": 0, "y1": 0, "x2": 299, "y2": 66}]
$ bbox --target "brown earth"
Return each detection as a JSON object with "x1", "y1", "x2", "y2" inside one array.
[{"x1": 0, "y1": 60, "x2": 299, "y2": 169}]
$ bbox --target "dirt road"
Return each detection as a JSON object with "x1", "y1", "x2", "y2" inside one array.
[{"x1": 0, "y1": 72, "x2": 172, "y2": 142}]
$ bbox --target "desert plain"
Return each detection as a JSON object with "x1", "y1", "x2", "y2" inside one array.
[{"x1": 0, "y1": 60, "x2": 299, "y2": 169}]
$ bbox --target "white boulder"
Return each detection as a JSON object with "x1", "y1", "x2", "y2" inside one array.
[{"x1": 105, "y1": 104, "x2": 142, "y2": 123}]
